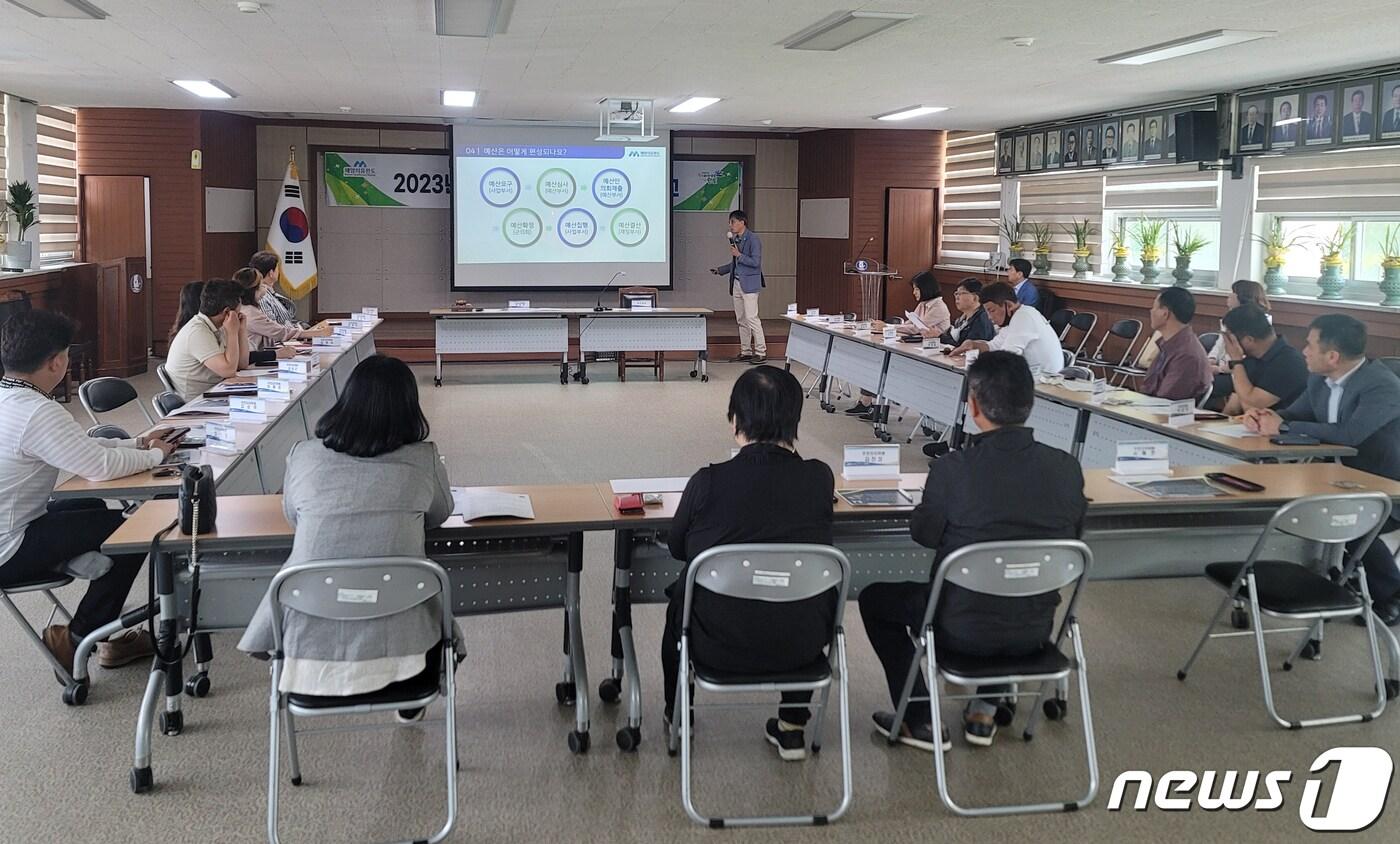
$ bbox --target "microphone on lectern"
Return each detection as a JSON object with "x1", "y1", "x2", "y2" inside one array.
[
  {"x1": 851, "y1": 235, "x2": 875, "y2": 266},
  {"x1": 593, "y1": 271, "x2": 627, "y2": 312}
]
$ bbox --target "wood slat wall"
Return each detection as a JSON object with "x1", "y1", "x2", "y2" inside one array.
[
  {"x1": 201, "y1": 111, "x2": 257, "y2": 280},
  {"x1": 796, "y1": 130, "x2": 855, "y2": 314}
]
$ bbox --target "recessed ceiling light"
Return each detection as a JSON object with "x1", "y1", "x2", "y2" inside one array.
[
  {"x1": 783, "y1": 10, "x2": 914, "y2": 51},
  {"x1": 435, "y1": 0, "x2": 515, "y2": 37},
  {"x1": 2, "y1": 0, "x2": 107, "y2": 18},
  {"x1": 172, "y1": 80, "x2": 236, "y2": 99},
  {"x1": 759, "y1": 119, "x2": 774, "y2": 126},
  {"x1": 442, "y1": 89, "x2": 477, "y2": 107},
  {"x1": 875, "y1": 105, "x2": 948, "y2": 121},
  {"x1": 338, "y1": 105, "x2": 353, "y2": 112},
  {"x1": 1097, "y1": 29, "x2": 1275, "y2": 65},
  {"x1": 669, "y1": 96, "x2": 721, "y2": 114}
]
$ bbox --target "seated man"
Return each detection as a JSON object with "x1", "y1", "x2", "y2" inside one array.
[
  {"x1": 1244, "y1": 314, "x2": 1400, "y2": 624},
  {"x1": 165, "y1": 278, "x2": 250, "y2": 400},
  {"x1": 952, "y1": 281, "x2": 1064, "y2": 375},
  {"x1": 661, "y1": 366, "x2": 837, "y2": 761},
  {"x1": 1140, "y1": 287, "x2": 1210, "y2": 401},
  {"x1": 0, "y1": 311, "x2": 177, "y2": 674},
  {"x1": 860, "y1": 351, "x2": 1086, "y2": 749},
  {"x1": 1216, "y1": 304, "x2": 1308, "y2": 415}
]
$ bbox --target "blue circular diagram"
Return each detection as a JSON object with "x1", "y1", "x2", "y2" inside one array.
[
  {"x1": 480, "y1": 167, "x2": 520, "y2": 207},
  {"x1": 557, "y1": 208, "x2": 597, "y2": 248},
  {"x1": 592, "y1": 168, "x2": 631, "y2": 207}
]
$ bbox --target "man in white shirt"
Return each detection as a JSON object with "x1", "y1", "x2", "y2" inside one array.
[
  {"x1": 165, "y1": 279, "x2": 250, "y2": 400},
  {"x1": 952, "y1": 281, "x2": 1064, "y2": 375},
  {"x1": 0, "y1": 311, "x2": 177, "y2": 674}
]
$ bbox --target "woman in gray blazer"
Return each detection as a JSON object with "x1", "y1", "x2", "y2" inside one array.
[{"x1": 239, "y1": 355, "x2": 453, "y2": 710}]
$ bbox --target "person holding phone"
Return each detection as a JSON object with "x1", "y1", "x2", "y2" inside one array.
[
  {"x1": 710, "y1": 210, "x2": 765, "y2": 364},
  {"x1": 1243, "y1": 314, "x2": 1400, "y2": 624}
]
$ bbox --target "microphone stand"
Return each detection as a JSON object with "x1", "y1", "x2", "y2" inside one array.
[{"x1": 593, "y1": 271, "x2": 626, "y2": 312}]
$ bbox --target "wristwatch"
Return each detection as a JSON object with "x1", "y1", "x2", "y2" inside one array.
[{"x1": 1228, "y1": 359, "x2": 1245, "y2": 368}]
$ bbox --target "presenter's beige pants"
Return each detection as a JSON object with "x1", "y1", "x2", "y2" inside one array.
[{"x1": 733, "y1": 291, "x2": 766, "y2": 356}]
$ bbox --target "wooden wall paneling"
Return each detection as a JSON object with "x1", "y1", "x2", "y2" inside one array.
[
  {"x1": 797, "y1": 130, "x2": 855, "y2": 313},
  {"x1": 80, "y1": 175, "x2": 147, "y2": 264},
  {"x1": 201, "y1": 112, "x2": 257, "y2": 279},
  {"x1": 883, "y1": 187, "x2": 937, "y2": 319}
]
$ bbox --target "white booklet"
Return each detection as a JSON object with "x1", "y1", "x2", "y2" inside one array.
[
  {"x1": 904, "y1": 310, "x2": 928, "y2": 331},
  {"x1": 451, "y1": 488, "x2": 535, "y2": 522},
  {"x1": 165, "y1": 397, "x2": 230, "y2": 417}
]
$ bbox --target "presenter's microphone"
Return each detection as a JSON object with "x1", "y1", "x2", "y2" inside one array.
[
  {"x1": 850, "y1": 235, "x2": 875, "y2": 266},
  {"x1": 593, "y1": 271, "x2": 627, "y2": 312}
]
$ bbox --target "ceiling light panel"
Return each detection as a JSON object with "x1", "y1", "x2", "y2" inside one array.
[
  {"x1": 435, "y1": 0, "x2": 515, "y2": 37},
  {"x1": 172, "y1": 80, "x2": 235, "y2": 99},
  {"x1": 3, "y1": 0, "x2": 107, "y2": 18},
  {"x1": 784, "y1": 11, "x2": 914, "y2": 51},
  {"x1": 1097, "y1": 30, "x2": 1275, "y2": 65},
  {"x1": 669, "y1": 97, "x2": 721, "y2": 114}
]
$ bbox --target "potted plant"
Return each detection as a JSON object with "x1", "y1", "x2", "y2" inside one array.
[
  {"x1": 4, "y1": 181, "x2": 38, "y2": 270},
  {"x1": 1062, "y1": 218, "x2": 1097, "y2": 279},
  {"x1": 1251, "y1": 218, "x2": 1311, "y2": 296},
  {"x1": 1026, "y1": 220, "x2": 1054, "y2": 275},
  {"x1": 1109, "y1": 219, "x2": 1131, "y2": 282},
  {"x1": 1132, "y1": 218, "x2": 1167, "y2": 284},
  {"x1": 1379, "y1": 224, "x2": 1400, "y2": 306},
  {"x1": 1170, "y1": 228, "x2": 1211, "y2": 287},
  {"x1": 996, "y1": 215, "x2": 1025, "y2": 262},
  {"x1": 1316, "y1": 223, "x2": 1355, "y2": 301}
]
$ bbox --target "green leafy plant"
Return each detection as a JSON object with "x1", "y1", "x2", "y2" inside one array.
[
  {"x1": 1319, "y1": 222, "x2": 1356, "y2": 262},
  {"x1": 1109, "y1": 219, "x2": 1129, "y2": 256},
  {"x1": 1171, "y1": 229, "x2": 1211, "y2": 258},
  {"x1": 0, "y1": 208, "x2": 8, "y2": 245},
  {"x1": 1250, "y1": 218, "x2": 1313, "y2": 264},
  {"x1": 4, "y1": 181, "x2": 37, "y2": 241},
  {"x1": 996, "y1": 215, "x2": 1022, "y2": 246},
  {"x1": 1379, "y1": 224, "x2": 1400, "y2": 267},
  {"x1": 1026, "y1": 220, "x2": 1055, "y2": 252},
  {"x1": 1131, "y1": 218, "x2": 1168, "y2": 259},
  {"x1": 1061, "y1": 218, "x2": 1097, "y2": 252}
]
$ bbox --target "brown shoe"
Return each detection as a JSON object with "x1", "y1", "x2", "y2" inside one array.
[
  {"x1": 42, "y1": 624, "x2": 76, "y2": 681},
  {"x1": 98, "y1": 628, "x2": 155, "y2": 669}
]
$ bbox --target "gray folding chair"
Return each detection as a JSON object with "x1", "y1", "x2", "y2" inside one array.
[
  {"x1": 0, "y1": 573, "x2": 86, "y2": 704},
  {"x1": 1060, "y1": 348, "x2": 1076, "y2": 371},
  {"x1": 87, "y1": 423, "x2": 131, "y2": 440},
  {"x1": 887, "y1": 539, "x2": 1098, "y2": 817},
  {"x1": 666, "y1": 544, "x2": 853, "y2": 828},
  {"x1": 1060, "y1": 312, "x2": 1098, "y2": 358},
  {"x1": 266, "y1": 557, "x2": 458, "y2": 844},
  {"x1": 1083, "y1": 318, "x2": 1142, "y2": 376},
  {"x1": 152, "y1": 391, "x2": 184, "y2": 418},
  {"x1": 79, "y1": 376, "x2": 154, "y2": 429},
  {"x1": 1178, "y1": 493, "x2": 1398, "y2": 729},
  {"x1": 155, "y1": 363, "x2": 177, "y2": 395}
]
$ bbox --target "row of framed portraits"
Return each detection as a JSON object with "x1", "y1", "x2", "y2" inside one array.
[
  {"x1": 996, "y1": 109, "x2": 1195, "y2": 175},
  {"x1": 1236, "y1": 75, "x2": 1400, "y2": 153}
]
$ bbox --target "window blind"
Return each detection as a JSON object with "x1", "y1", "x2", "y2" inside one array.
[
  {"x1": 1016, "y1": 171, "x2": 1104, "y2": 276},
  {"x1": 1256, "y1": 148, "x2": 1400, "y2": 214},
  {"x1": 37, "y1": 105, "x2": 78, "y2": 263},
  {"x1": 0, "y1": 101, "x2": 7, "y2": 192},
  {"x1": 939, "y1": 131, "x2": 1000, "y2": 270},
  {"x1": 1103, "y1": 163, "x2": 1221, "y2": 211}
]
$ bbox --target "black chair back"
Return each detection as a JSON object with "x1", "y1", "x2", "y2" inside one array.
[
  {"x1": 1199, "y1": 332, "x2": 1220, "y2": 353},
  {"x1": 1049, "y1": 308, "x2": 1075, "y2": 337}
]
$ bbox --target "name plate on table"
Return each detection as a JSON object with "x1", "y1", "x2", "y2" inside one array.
[
  {"x1": 787, "y1": 303, "x2": 798, "y2": 315},
  {"x1": 508, "y1": 300, "x2": 531, "y2": 311},
  {"x1": 205, "y1": 420, "x2": 239, "y2": 453},
  {"x1": 1114, "y1": 440, "x2": 1170, "y2": 476},
  {"x1": 1166, "y1": 399, "x2": 1195, "y2": 428},
  {"x1": 883, "y1": 325, "x2": 898, "y2": 340},
  {"x1": 806, "y1": 308, "x2": 821, "y2": 317},
  {"x1": 855, "y1": 320, "x2": 872, "y2": 333},
  {"x1": 228, "y1": 396, "x2": 269, "y2": 423},
  {"x1": 343, "y1": 319, "x2": 371, "y2": 333},
  {"x1": 313, "y1": 335, "x2": 347, "y2": 348},
  {"x1": 277, "y1": 358, "x2": 318, "y2": 381},
  {"x1": 1090, "y1": 378, "x2": 1110, "y2": 404},
  {"x1": 842, "y1": 443, "x2": 901, "y2": 481},
  {"x1": 257, "y1": 376, "x2": 293, "y2": 399},
  {"x1": 359, "y1": 307, "x2": 379, "y2": 317},
  {"x1": 333, "y1": 326, "x2": 353, "y2": 338},
  {"x1": 630, "y1": 299, "x2": 653, "y2": 312}
]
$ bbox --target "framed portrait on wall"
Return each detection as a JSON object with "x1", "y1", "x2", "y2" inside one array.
[
  {"x1": 997, "y1": 136, "x2": 1014, "y2": 173},
  {"x1": 1100, "y1": 120, "x2": 1120, "y2": 164},
  {"x1": 1303, "y1": 87, "x2": 1337, "y2": 146},
  {"x1": 1062, "y1": 127, "x2": 1080, "y2": 166},
  {"x1": 1081, "y1": 123, "x2": 1100, "y2": 165},
  {"x1": 1270, "y1": 93, "x2": 1301, "y2": 150},
  {"x1": 1382, "y1": 77, "x2": 1400, "y2": 140},
  {"x1": 1120, "y1": 116, "x2": 1142, "y2": 162},
  {"x1": 1045, "y1": 129, "x2": 1062, "y2": 168},
  {"x1": 1237, "y1": 99, "x2": 1267, "y2": 152},
  {"x1": 1165, "y1": 111, "x2": 1181, "y2": 159},
  {"x1": 1014, "y1": 134, "x2": 1028, "y2": 171},
  {"x1": 1141, "y1": 114, "x2": 1166, "y2": 160},
  {"x1": 1341, "y1": 81, "x2": 1376, "y2": 143},
  {"x1": 1029, "y1": 132, "x2": 1045, "y2": 170}
]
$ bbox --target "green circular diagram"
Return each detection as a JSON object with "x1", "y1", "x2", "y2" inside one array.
[
  {"x1": 609, "y1": 208, "x2": 649, "y2": 247},
  {"x1": 502, "y1": 208, "x2": 543, "y2": 247},
  {"x1": 536, "y1": 168, "x2": 577, "y2": 207}
]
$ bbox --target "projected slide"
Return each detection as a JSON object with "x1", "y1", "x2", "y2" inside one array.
[{"x1": 455, "y1": 144, "x2": 667, "y2": 265}]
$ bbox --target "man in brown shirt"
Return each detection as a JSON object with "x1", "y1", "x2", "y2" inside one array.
[{"x1": 1141, "y1": 287, "x2": 1211, "y2": 401}]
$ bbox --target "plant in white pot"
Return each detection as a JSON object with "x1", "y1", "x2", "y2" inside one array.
[
  {"x1": 1379, "y1": 224, "x2": 1400, "y2": 307},
  {"x1": 4, "y1": 181, "x2": 38, "y2": 270}
]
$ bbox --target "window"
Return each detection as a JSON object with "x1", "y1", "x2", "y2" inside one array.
[
  {"x1": 938, "y1": 131, "x2": 1000, "y2": 270},
  {"x1": 36, "y1": 105, "x2": 78, "y2": 264},
  {"x1": 1272, "y1": 217, "x2": 1400, "y2": 300},
  {"x1": 0, "y1": 98, "x2": 7, "y2": 190},
  {"x1": 1100, "y1": 213, "x2": 1222, "y2": 283}
]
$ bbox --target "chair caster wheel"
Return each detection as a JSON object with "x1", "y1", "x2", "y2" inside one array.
[
  {"x1": 1386, "y1": 680, "x2": 1400, "y2": 700},
  {"x1": 1231, "y1": 608, "x2": 1249, "y2": 630},
  {"x1": 1022, "y1": 730, "x2": 1034, "y2": 742},
  {"x1": 433, "y1": 378, "x2": 442, "y2": 388},
  {"x1": 1301, "y1": 639, "x2": 1321, "y2": 661},
  {"x1": 616, "y1": 726, "x2": 640, "y2": 751},
  {"x1": 690, "y1": 370, "x2": 698, "y2": 378},
  {"x1": 667, "y1": 744, "x2": 678, "y2": 757},
  {"x1": 160, "y1": 710, "x2": 183, "y2": 736},
  {"x1": 598, "y1": 677, "x2": 621, "y2": 704},
  {"x1": 581, "y1": 377, "x2": 590, "y2": 385},
  {"x1": 700, "y1": 375, "x2": 709, "y2": 383},
  {"x1": 62, "y1": 680, "x2": 88, "y2": 706},
  {"x1": 185, "y1": 672, "x2": 211, "y2": 698},
  {"x1": 554, "y1": 681, "x2": 577, "y2": 705},
  {"x1": 1043, "y1": 698, "x2": 1068, "y2": 721},
  {"x1": 1177, "y1": 670, "x2": 1187, "y2": 681},
  {"x1": 130, "y1": 766, "x2": 153, "y2": 794},
  {"x1": 994, "y1": 700, "x2": 1017, "y2": 727},
  {"x1": 568, "y1": 730, "x2": 590, "y2": 754},
  {"x1": 290, "y1": 775, "x2": 302, "y2": 787}
]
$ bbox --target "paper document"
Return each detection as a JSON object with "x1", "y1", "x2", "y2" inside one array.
[
  {"x1": 1111, "y1": 476, "x2": 1230, "y2": 499},
  {"x1": 165, "y1": 398, "x2": 230, "y2": 417},
  {"x1": 904, "y1": 310, "x2": 928, "y2": 331},
  {"x1": 451, "y1": 488, "x2": 535, "y2": 522},
  {"x1": 1203, "y1": 423, "x2": 1261, "y2": 439},
  {"x1": 610, "y1": 477, "x2": 690, "y2": 494}
]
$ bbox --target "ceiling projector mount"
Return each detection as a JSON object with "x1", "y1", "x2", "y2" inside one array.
[{"x1": 597, "y1": 98, "x2": 657, "y2": 142}]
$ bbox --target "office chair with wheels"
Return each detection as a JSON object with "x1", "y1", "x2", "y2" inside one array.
[
  {"x1": 79, "y1": 377, "x2": 155, "y2": 429},
  {"x1": 667, "y1": 544, "x2": 853, "y2": 828},
  {"x1": 886, "y1": 539, "x2": 1097, "y2": 817}
]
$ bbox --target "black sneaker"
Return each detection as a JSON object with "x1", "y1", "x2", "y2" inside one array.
[
  {"x1": 749, "y1": 356, "x2": 768, "y2": 365},
  {"x1": 845, "y1": 402, "x2": 874, "y2": 415},
  {"x1": 727, "y1": 353, "x2": 754, "y2": 363},
  {"x1": 764, "y1": 718, "x2": 807, "y2": 761},
  {"x1": 922, "y1": 442, "x2": 950, "y2": 460},
  {"x1": 872, "y1": 710, "x2": 950, "y2": 752},
  {"x1": 964, "y1": 711, "x2": 997, "y2": 747}
]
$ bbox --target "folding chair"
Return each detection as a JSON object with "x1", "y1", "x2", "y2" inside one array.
[
  {"x1": 152, "y1": 391, "x2": 184, "y2": 418},
  {"x1": 1060, "y1": 312, "x2": 1097, "y2": 358},
  {"x1": 1060, "y1": 348, "x2": 1076, "y2": 371},
  {"x1": 266, "y1": 557, "x2": 459, "y2": 844},
  {"x1": 1082, "y1": 318, "x2": 1142, "y2": 377},
  {"x1": 0, "y1": 573, "x2": 90, "y2": 704},
  {"x1": 1049, "y1": 308, "x2": 1075, "y2": 341},
  {"x1": 887, "y1": 539, "x2": 1098, "y2": 817},
  {"x1": 1178, "y1": 493, "x2": 1399, "y2": 729},
  {"x1": 79, "y1": 377, "x2": 154, "y2": 429},
  {"x1": 155, "y1": 363, "x2": 178, "y2": 395},
  {"x1": 1198, "y1": 331, "x2": 1220, "y2": 354},
  {"x1": 87, "y1": 423, "x2": 131, "y2": 440},
  {"x1": 667, "y1": 544, "x2": 853, "y2": 828}
]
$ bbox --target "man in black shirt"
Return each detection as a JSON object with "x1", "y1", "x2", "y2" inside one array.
[
  {"x1": 661, "y1": 366, "x2": 838, "y2": 761},
  {"x1": 1217, "y1": 304, "x2": 1309, "y2": 415},
  {"x1": 860, "y1": 352, "x2": 1087, "y2": 749}
]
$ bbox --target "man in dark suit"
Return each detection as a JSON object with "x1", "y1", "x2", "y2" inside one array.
[
  {"x1": 1082, "y1": 127, "x2": 1098, "y2": 162},
  {"x1": 1344, "y1": 89, "x2": 1374, "y2": 137},
  {"x1": 1244, "y1": 315, "x2": 1400, "y2": 624},
  {"x1": 1384, "y1": 85, "x2": 1400, "y2": 135},
  {"x1": 1063, "y1": 131, "x2": 1079, "y2": 164},
  {"x1": 1143, "y1": 119, "x2": 1162, "y2": 156},
  {"x1": 1306, "y1": 94, "x2": 1334, "y2": 140},
  {"x1": 998, "y1": 140, "x2": 1013, "y2": 171},
  {"x1": 1273, "y1": 100, "x2": 1298, "y2": 144},
  {"x1": 861, "y1": 352, "x2": 1086, "y2": 750},
  {"x1": 1102, "y1": 125, "x2": 1119, "y2": 160},
  {"x1": 1238, "y1": 105, "x2": 1265, "y2": 147}
]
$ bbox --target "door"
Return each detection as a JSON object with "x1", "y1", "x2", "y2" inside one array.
[
  {"x1": 80, "y1": 176, "x2": 152, "y2": 371},
  {"x1": 882, "y1": 187, "x2": 937, "y2": 320}
]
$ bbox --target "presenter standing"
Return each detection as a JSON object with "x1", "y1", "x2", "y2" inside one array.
[{"x1": 712, "y1": 210, "x2": 766, "y2": 364}]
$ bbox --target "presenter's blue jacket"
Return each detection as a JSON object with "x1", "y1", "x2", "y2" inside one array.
[{"x1": 714, "y1": 231, "x2": 764, "y2": 295}]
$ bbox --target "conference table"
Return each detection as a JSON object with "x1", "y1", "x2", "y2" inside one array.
[
  {"x1": 783, "y1": 315, "x2": 1355, "y2": 468},
  {"x1": 429, "y1": 307, "x2": 712, "y2": 386}
]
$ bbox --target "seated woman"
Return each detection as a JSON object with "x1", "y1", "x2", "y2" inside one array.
[
  {"x1": 232, "y1": 268, "x2": 329, "y2": 351},
  {"x1": 168, "y1": 280, "x2": 205, "y2": 344},
  {"x1": 939, "y1": 278, "x2": 996, "y2": 347},
  {"x1": 239, "y1": 355, "x2": 453, "y2": 713},
  {"x1": 248, "y1": 250, "x2": 305, "y2": 328},
  {"x1": 845, "y1": 271, "x2": 953, "y2": 416},
  {"x1": 661, "y1": 366, "x2": 838, "y2": 761}
]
